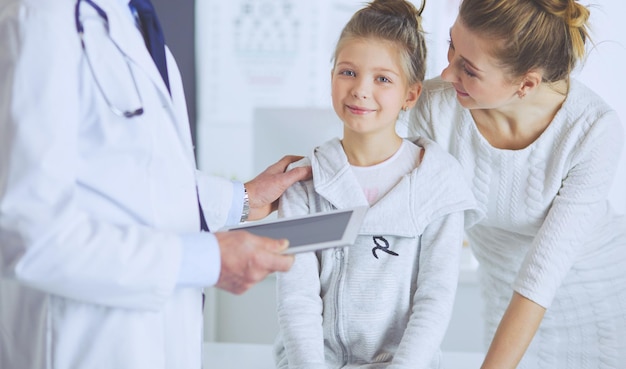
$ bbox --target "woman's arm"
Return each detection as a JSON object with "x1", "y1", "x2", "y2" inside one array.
[
  {"x1": 481, "y1": 292, "x2": 546, "y2": 369},
  {"x1": 484, "y1": 108, "x2": 622, "y2": 368}
]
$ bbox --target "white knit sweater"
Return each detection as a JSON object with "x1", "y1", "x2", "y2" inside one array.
[{"x1": 409, "y1": 77, "x2": 626, "y2": 369}]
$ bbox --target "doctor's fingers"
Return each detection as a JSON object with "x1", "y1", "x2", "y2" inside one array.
[
  {"x1": 268, "y1": 155, "x2": 307, "y2": 174},
  {"x1": 214, "y1": 231, "x2": 294, "y2": 294},
  {"x1": 245, "y1": 156, "x2": 312, "y2": 206},
  {"x1": 216, "y1": 250, "x2": 294, "y2": 295},
  {"x1": 245, "y1": 233, "x2": 294, "y2": 273},
  {"x1": 215, "y1": 229, "x2": 290, "y2": 253}
]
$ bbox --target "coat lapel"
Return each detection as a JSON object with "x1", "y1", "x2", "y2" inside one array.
[
  {"x1": 83, "y1": 0, "x2": 196, "y2": 165},
  {"x1": 98, "y1": 0, "x2": 173, "y2": 105}
]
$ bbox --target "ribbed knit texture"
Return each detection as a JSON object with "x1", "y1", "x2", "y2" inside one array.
[{"x1": 410, "y1": 77, "x2": 626, "y2": 369}]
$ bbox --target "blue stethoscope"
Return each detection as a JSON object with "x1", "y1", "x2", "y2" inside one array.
[{"x1": 74, "y1": 0, "x2": 144, "y2": 118}]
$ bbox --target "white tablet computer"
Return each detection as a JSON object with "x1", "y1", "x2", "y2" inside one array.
[{"x1": 220, "y1": 206, "x2": 368, "y2": 254}]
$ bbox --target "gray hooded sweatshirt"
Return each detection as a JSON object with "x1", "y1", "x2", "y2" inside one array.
[{"x1": 274, "y1": 137, "x2": 480, "y2": 369}]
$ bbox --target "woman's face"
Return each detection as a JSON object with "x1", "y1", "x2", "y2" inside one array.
[{"x1": 441, "y1": 18, "x2": 520, "y2": 110}]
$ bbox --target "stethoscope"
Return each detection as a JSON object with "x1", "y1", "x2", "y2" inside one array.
[{"x1": 74, "y1": 0, "x2": 144, "y2": 118}]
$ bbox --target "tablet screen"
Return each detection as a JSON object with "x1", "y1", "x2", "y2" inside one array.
[
  {"x1": 221, "y1": 206, "x2": 368, "y2": 254},
  {"x1": 237, "y1": 210, "x2": 352, "y2": 247}
]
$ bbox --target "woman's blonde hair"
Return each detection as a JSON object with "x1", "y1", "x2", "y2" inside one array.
[
  {"x1": 332, "y1": 0, "x2": 427, "y2": 85},
  {"x1": 458, "y1": 0, "x2": 590, "y2": 83}
]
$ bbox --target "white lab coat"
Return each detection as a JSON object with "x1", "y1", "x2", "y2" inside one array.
[{"x1": 0, "y1": 0, "x2": 232, "y2": 368}]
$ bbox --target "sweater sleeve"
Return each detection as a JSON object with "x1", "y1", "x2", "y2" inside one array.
[
  {"x1": 390, "y1": 212, "x2": 464, "y2": 369},
  {"x1": 513, "y1": 108, "x2": 624, "y2": 308},
  {"x1": 274, "y1": 159, "x2": 328, "y2": 369}
]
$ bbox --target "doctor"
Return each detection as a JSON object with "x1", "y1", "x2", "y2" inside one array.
[{"x1": 0, "y1": 0, "x2": 310, "y2": 368}]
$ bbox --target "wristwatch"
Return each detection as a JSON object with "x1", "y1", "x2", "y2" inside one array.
[{"x1": 240, "y1": 186, "x2": 250, "y2": 223}]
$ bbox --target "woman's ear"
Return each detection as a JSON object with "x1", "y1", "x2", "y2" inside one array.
[
  {"x1": 404, "y1": 82, "x2": 423, "y2": 110},
  {"x1": 517, "y1": 70, "x2": 542, "y2": 98}
]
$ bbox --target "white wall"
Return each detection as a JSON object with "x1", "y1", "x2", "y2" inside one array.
[{"x1": 195, "y1": 0, "x2": 626, "y2": 351}]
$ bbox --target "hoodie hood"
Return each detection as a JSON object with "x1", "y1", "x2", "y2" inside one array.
[{"x1": 308, "y1": 137, "x2": 482, "y2": 235}]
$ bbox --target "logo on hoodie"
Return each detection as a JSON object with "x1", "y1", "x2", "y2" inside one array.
[{"x1": 371, "y1": 236, "x2": 398, "y2": 259}]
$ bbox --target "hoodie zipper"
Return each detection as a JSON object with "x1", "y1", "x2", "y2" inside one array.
[{"x1": 333, "y1": 247, "x2": 348, "y2": 365}]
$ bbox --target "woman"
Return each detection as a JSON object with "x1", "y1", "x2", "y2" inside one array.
[{"x1": 409, "y1": 0, "x2": 626, "y2": 368}]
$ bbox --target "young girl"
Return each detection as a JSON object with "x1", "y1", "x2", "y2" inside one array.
[
  {"x1": 409, "y1": 0, "x2": 626, "y2": 367},
  {"x1": 274, "y1": 1, "x2": 479, "y2": 367}
]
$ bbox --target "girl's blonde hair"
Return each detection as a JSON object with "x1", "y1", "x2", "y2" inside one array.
[
  {"x1": 458, "y1": 0, "x2": 590, "y2": 83},
  {"x1": 332, "y1": 0, "x2": 427, "y2": 85}
]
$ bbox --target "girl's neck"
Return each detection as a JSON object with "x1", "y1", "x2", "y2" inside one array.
[{"x1": 341, "y1": 131, "x2": 403, "y2": 167}]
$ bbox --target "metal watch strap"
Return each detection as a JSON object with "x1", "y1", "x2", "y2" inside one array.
[{"x1": 240, "y1": 186, "x2": 250, "y2": 223}]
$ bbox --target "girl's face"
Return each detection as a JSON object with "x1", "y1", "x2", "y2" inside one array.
[
  {"x1": 331, "y1": 38, "x2": 420, "y2": 138},
  {"x1": 441, "y1": 19, "x2": 520, "y2": 110}
]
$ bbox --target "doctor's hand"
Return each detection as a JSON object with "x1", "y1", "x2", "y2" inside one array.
[
  {"x1": 214, "y1": 230, "x2": 294, "y2": 295},
  {"x1": 245, "y1": 155, "x2": 312, "y2": 221}
]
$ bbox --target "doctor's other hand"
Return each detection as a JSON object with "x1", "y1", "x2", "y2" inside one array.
[
  {"x1": 245, "y1": 155, "x2": 312, "y2": 221},
  {"x1": 214, "y1": 230, "x2": 294, "y2": 295}
]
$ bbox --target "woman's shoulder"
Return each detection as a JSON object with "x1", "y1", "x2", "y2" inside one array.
[
  {"x1": 566, "y1": 80, "x2": 619, "y2": 121},
  {"x1": 560, "y1": 79, "x2": 623, "y2": 140},
  {"x1": 414, "y1": 76, "x2": 463, "y2": 122},
  {"x1": 421, "y1": 77, "x2": 457, "y2": 101},
  {"x1": 410, "y1": 77, "x2": 468, "y2": 147}
]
